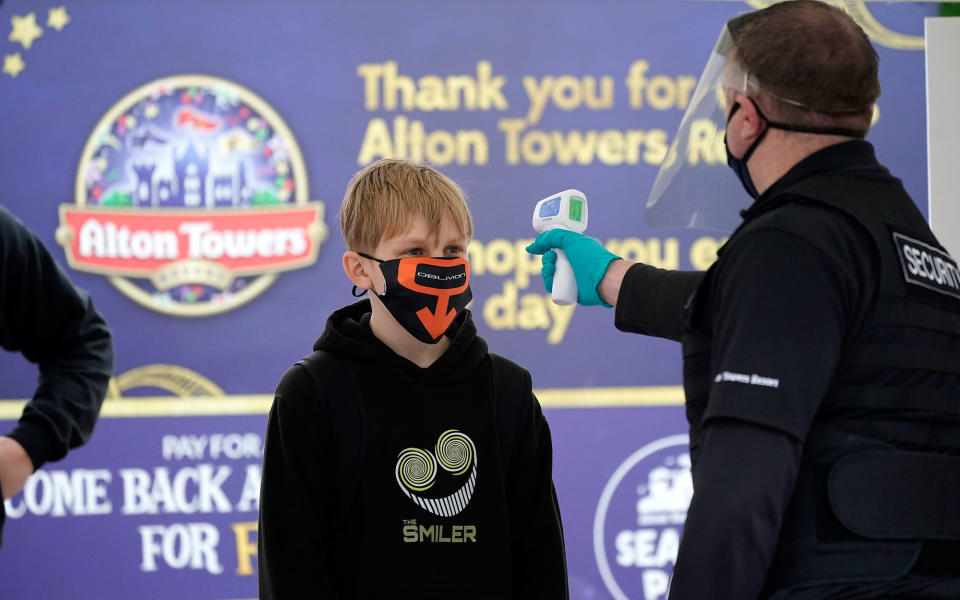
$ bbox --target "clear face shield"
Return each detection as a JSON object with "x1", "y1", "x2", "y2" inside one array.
[
  {"x1": 645, "y1": 20, "x2": 872, "y2": 233},
  {"x1": 644, "y1": 25, "x2": 747, "y2": 233}
]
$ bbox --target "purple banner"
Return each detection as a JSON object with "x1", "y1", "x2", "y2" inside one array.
[{"x1": 0, "y1": 1, "x2": 935, "y2": 598}]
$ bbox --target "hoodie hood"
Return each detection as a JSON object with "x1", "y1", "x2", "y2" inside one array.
[{"x1": 313, "y1": 300, "x2": 488, "y2": 384}]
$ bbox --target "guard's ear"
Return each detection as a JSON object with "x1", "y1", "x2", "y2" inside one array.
[
  {"x1": 342, "y1": 251, "x2": 375, "y2": 292},
  {"x1": 735, "y1": 93, "x2": 766, "y2": 143}
]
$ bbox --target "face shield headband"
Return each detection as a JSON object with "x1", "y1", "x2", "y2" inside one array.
[{"x1": 722, "y1": 58, "x2": 870, "y2": 140}]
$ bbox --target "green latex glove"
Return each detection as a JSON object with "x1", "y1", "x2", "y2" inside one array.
[{"x1": 525, "y1": 229, "x2": 620, "y2": 307}]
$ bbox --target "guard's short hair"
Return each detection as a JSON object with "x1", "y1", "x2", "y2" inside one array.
[
  {"x1": 339, "y1": 159, "x2": 473, "y2": 252},
  {"x1": 730, "y1": 0, "x2": 880, "y2": 128}
]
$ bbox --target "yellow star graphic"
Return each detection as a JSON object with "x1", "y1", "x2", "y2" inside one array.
[
  {"x1": 9, "y1": 12, "x2": 44, "y2": 50},
  {"x1": 3, "y1": 53, "x2": 26, "y2": 78},
  {"x1": 47, "y1": 7, "x2": 71, "y2": 32}
]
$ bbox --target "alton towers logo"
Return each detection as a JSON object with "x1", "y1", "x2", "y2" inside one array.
[{"x1": 56, "y1": 74, "x2": 328, "y2": 317}]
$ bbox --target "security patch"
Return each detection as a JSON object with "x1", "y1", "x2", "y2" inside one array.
[{"x1": 892, "y1": 233, "x2": 960, "y2": 300}]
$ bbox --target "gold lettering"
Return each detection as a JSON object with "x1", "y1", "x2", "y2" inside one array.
[
  {"x1": 357, "y1": 62, "x2": 386, "y2": 110},
  {"x1": 358, "y1": 117, "x2": 488, "y2": 166},
  {"x1": 523, "y1": 76, "x2": 553, "y2": 125},
  {"x1": 357, "y1": 118, "x2": 394, "y2": 164},
  {"x1": 626, "y1": 60, "x2": 696, "y2": 111},
  {"x1": 551, "y1": 130, "x2": 598, "y2": 165},
  {"x1": 498, "y1": 118, "x2": 527, "y2": 165},
  {"x1": 647, "y1": 75, "x2": 677, "y2": 110},
  {"x1": 583, "y1": 76, "x2": 615, "y2": 110},
  {"x1": 230, "y1": 521, "x2": 258, "y2": 576},
  {"x1": 690, "y1": 236, "x2": 727, "y2": 270},
  {"x1": 520, "y1": 130, "x2": 552, "y2": 166},
  {"x1": 447, "y1": 75, "x2": 477, "y2": 110},
  {"x1": 545, "y1": 302, "x2": 576, "y2": 345},
  {"x1": 485, "y1": 239, "x2": 516, "y2": 276},
  {"x1": 644, "y1": 129, "x2": 669, "y2": 165},
  {"x1": 552, "y1": 75, "x2": 582, "y2": 110},
  {"x1": 597, "y1": 129, "x2": 626, "y2": 165},
  {"x1": 518, "y1": 294, "x2": 551, "y2": 330},
  {"x1": 484, "y1": 280, "x2": 518, "y2": 330}
]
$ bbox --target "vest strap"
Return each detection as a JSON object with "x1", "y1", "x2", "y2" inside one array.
[
  {"x1": 873, "y1": 302, "x2": 960, "y2": 336},
  {"x1": 823, "y1": 386, "x2": 960, "y2": 416},
  {"x1": 844, "y1": 344, "x2": 960, "y2": 376},
  {"x1": 830, "y1": 451, "x2": 960, "y2": 540}
]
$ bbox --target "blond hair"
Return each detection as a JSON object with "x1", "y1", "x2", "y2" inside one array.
[{"x1": 339, "y1": 159, "x2": 473, "y2": 252}]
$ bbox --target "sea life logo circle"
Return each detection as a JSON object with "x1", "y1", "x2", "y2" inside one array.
[
  {"x1": 60, "y1": 74, "x2": 327, "y2": 316},
  {"x1": 594, "y1": 434, "x2": 692, "y2": 600}
]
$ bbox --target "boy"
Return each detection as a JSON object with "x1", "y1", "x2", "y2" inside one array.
[{"x1": 258, "y1": 159, "x2": 568, "y2": 599}]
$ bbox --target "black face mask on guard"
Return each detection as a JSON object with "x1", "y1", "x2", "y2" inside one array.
[{"x1": 724, "y1": 98, "x2": 867, "y2": 200}]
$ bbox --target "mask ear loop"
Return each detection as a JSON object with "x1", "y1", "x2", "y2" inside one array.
[
  {"x1": 748, "y1": 97, "x2": 867, "y2": 139},
  {"x1": 352, "y1": 251, "x2": 383, "y2": 298},
  {"x1": 727, "y1": 99, "x2": 770, "y2": 164}
]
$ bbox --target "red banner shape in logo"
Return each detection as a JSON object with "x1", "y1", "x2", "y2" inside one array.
[{"x1": 58, "y1": 206, "x2": 323, "y2": 278}]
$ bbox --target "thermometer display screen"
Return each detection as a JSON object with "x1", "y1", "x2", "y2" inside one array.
[
  {"x1": 539, "y1": 196, "x2": 561, "y2": 218},
  {"x1": 569, "y1": 197, "x2": 584, "y2": 221}
]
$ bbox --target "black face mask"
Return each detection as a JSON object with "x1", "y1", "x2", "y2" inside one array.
[
  {"x1": 354, "y1": 253, "x2": 472, "y2": 344},
  {"x1": 724, "y1": 99, "x2": 867, "y2": 200}
]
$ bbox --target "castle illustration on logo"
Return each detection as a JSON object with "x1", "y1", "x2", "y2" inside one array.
[
  {"x1": 128, "y1": 138, "x2": 249, "y2": 209},
  {"x1": 58, "y1": 75, "x2": 327, "y2": 317}
]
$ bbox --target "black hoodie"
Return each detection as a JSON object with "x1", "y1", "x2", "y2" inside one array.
[{"x1": 258, "y1": 300, "x2": 568, "y2": 599}]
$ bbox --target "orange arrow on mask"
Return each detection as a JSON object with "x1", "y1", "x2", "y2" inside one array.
[
  {"x1": 417, "y1": 294, "x2": 458, "y2": 339},
  {"x1": 397, "y1": 257, "x2": 470, "y2": 341}
]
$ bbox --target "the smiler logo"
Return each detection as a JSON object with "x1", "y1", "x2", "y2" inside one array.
[
  {"x1": 57, "y1": 74, "x2": 328, "y2": 317},
  {"x1": 595, "y1": 435, "x2": 692, "y2": 600}
]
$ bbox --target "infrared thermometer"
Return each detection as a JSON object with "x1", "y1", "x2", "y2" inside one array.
[{"x1": 533, "y1": 189, "x2": 588, "y2": 306}]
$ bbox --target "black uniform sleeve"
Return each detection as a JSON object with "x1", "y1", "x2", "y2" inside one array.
[
  {"x1": 614, "y1": 263, "x2": 704, "y2": 342},
  {"x1": 701, "y1": 228, "x2": 855, "y2": 439},
  {"x1": 258, "y1": 365, "x2": 338, "y2": 599},
  {"x1": 668, "y1": 419, "x2": 802, "y2": 600},
  {"x1": 0, "y1": 206, "x2": 113, "y2": 469},
  {"x1": 507, "y1": 379, "x2": 568, "y2": 598},
  {"x1": 668, "y1": 227, "x2": 859, "y2": 598}
]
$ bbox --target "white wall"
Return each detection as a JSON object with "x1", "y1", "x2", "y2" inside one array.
[{"x1": 925, "y1": 17, "x2": 960, "y2": 257}]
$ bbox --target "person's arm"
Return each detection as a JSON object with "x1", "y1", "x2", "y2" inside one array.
[
  {"x1": 508, "y1": 384, "x2": 568, "y2": 598},
  {"x1": 258, "y1": 365, "x2": 339, "y2": 599},
  {"x1": 526, "y1": 230, "x2": 703, "y2": 341},
  {"x1": 668, "y1": 420, "x2": 802, "y2": 599},
  {"x1": 613, "y1": 262, "x2": 704, "y2": 341},
  {"x1": 668, "y1": 227, "x2": 858, "y2": 599},
  {"x1": 0, "y1": 206, "x2": 113, "y2": 498}
]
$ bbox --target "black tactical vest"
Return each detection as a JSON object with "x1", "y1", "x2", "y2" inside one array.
[{"x1": 682, "y1": 165, "x2": 960, "y2": 594}]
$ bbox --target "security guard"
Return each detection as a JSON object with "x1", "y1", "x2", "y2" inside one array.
[{"x1": 527, "y1": 1, "x2": 960, "y2": 598}]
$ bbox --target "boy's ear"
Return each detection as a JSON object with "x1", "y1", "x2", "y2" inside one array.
[{"x1": 342, "y1": 251, "x2": 375, "y2": 291}]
